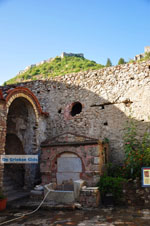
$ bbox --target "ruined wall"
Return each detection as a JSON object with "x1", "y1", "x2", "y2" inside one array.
[{"x1": 4, "y1": 60, "x2": 150, "y2": 163}]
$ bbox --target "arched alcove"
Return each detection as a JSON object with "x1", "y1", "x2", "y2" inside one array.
[{"x1": 4, "y1": 96, "x2": 38, "y2": 193}]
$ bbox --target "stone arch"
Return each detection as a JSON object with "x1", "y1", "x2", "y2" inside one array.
[
  {"x1": 5, "y1": 87, "x2": 48, "y2": 122},
  {"x1": 3, "y1": 87, "x2": 48, "y2": 192}
]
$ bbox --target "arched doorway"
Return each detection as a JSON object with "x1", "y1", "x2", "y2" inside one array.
[
  {"x1": 4, "y1": 96, "x2": 38, "y2": 195},
  {"x1": 56, "y1": 153, "x2": 82, "y2": 189}
]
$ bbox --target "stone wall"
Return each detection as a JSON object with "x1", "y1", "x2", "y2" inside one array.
[
  {"x1": 0, "y1": 100, "x2": 7, "y2": 188},
  {"x1": 123, "y1": 179, "x2": 150, "y2": 208},
  {"x1": 78, "y1": 187, "x2": 100, "y2": 208},
  {"x1": 2, "y1": 60, "x2": 150, "y2": 164},
  {"x1": 40, "y1": 133, "x2": 108, "y2": 187},
  {"x1": 0, "y1": 87, "x2": 48, "y2": 189},
  {"x1": 5, "y1": 97, "x2": 38, "y2": 187}
]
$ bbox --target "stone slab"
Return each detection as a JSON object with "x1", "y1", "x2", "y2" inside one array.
[{"x1": 57, "y1": 157, "x2": 82, "y2": 172}]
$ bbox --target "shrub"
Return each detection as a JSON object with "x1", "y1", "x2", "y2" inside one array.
[
  {"x1": 97, "y1": 162, "x2": 126, "y2": 203},
  {"x1": 123, "y1": 119, "x2": 150, "y2": 179},
  {"x1": 97, "y1": 175, "x2": 125, "y2": 201},
  {"x1": 106, "y1": 163, "x2": 125, "y2": 178}
]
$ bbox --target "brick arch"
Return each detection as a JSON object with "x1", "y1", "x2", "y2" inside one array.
[{"x1": 5, "y1": 87, "x2": 48, "y2": 122}]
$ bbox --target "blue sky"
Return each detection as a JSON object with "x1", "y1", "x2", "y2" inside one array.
[{"x1": 0, "y1": 0, "x2": 150, "y2": 85}]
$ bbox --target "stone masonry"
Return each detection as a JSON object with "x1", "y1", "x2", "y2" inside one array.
[
  {"x1": 1, "y1": 60, "x2": 150, "y2": 190},
  {"x1": 3, "y1": 60, "x2": 150, "y2": 163},
  {"x1": 40, "y1": 133, "x2": 108, "y2": 187}
]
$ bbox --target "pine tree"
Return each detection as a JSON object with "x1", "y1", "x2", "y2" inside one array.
[
  {"x1": 106, "y1": 58, "x2": 112, "y2": 67},
  {"x1": 118, "y1": 58, "x2": 125, "y2": 65}
]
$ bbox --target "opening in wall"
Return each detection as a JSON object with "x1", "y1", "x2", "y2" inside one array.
[
  {"x1": 58, "y1": 108, "x2": 62, "y2": 114},
  {"x1": 70, "y1": 102, "x2": 82, "y2": 117}
]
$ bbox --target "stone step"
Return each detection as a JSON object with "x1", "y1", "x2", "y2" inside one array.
[
  {"x1": 3, "y1": 179, "x2": 17, "y2": 186},
  {"x1": 3, "y1": 184, "x2": 19, "y2": 193},
  {"x1": 4, "y1": 189, "x2": 22, "y2": 197},
  {"x1": 6, "y1": 190, "x2": 30, "y2": 202}
]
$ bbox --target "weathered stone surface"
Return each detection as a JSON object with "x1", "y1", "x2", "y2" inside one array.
[
  {"x1": 5, "y1": 60, "x2": 150, "y2": 165},
  {"x1": 73, "y1": 179, "x2": 85, "y2": 199},
  {"x1": 57, "y1": 157, "x2": 82, "y2": 173},
  {"x1": 1, "y1": 60, "x2": 150, "y2": 198},
  {"x1": 123, "y1": 179, "x2": 150, "y2": 207},
  {"x1": 57, "y1": 172, "x2": 80, "y2": 185},
  {"x1": 40, "y1": 139, "x2": 106, "y2": 187},
  {"x1": 44, "y1": 190, "x2": 75, "y2": 204},
  {"x1": 79, "y1": 187, "x2": 100, "y2": 207}
]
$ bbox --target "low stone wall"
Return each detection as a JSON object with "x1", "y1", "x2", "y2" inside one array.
[
  {"x1": 78, "y1": 187, "x2": 100, "y2": 208},
  {"x1": 29, "y1": 179, "x2": 150, "y2": 208},
  {"x1": 123, "y1": 179, "x2": 150, "y2": 207}
]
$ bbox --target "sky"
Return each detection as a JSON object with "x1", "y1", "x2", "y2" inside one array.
[{"x1": 0, "y1": 0, "x2": 150, "y2": 85}]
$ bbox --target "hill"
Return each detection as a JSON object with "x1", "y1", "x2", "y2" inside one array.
[{"x1": 4, "y1": 56, "x2": 104, "y2": 85}]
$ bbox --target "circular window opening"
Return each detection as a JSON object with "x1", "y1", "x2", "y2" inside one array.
[
  {"x1": 70, "y1": 102, "x2": 82, "y2": 117},
  {"x1": 58, "y1": 108, "x2": 62, "y2": 114}
]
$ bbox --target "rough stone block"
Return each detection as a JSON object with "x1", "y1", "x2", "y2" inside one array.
[{"x1": 74, "y1": 179, "x2": 85, "y2": 199}]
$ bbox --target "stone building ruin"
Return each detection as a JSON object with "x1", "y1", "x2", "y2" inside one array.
[
  {"x1": 61, "y1": 52, "x2": 84, "y2": 58},
  {"x1": 0, "y1": 60, "x2": 150, "y2": 203},
  {"x1": 18, "y1": 52, "x2": 84, "y2": 75},
  {"x1": 134, "y1": 46, "x2": 150, "y2": 61}
]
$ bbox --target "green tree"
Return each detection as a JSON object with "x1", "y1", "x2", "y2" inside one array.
[
  {"x1": 145, "y1": 52, "x2": 150, "y2": 59},
  {"x1": 106, "y1": 58, "x2": 112, "y2": 67},
  {"x1": 118, "y1": 58, "x2": 125, "y2": 65},
  {"x1": 3, "y1": 82, "x2": 7, "y2": 86}
]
